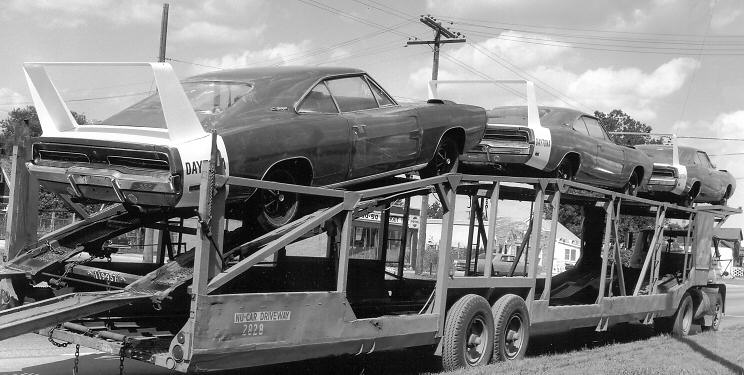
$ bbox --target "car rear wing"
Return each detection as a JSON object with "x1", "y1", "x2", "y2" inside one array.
[
  {"x1": 23, "y1": 62, "x2": 208, "y2": 143},
  {"x1": 608, "y1": 132, "x2": 679, "y2": 165},
  {"x1": 427, "y1": 79, "x2": 542, "y2": 130}
]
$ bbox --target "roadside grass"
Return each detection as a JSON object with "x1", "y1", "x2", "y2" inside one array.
[{"x1": 444, "y1": 323, "x2": 744, "y2": 375}]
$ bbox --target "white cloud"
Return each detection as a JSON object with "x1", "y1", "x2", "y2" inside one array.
[
  {"x1": 7, "y1": 0, "x2": 161, "y2": 27},
  {"x1": 192, "y1": 41, "x2": 313, "y2": 73},
  {"x1": 0, "y1": 88, "x2": 28, "y2": 107},
  {"x1": 171, "y1": 22, "x2": 265, "y2": 44}
]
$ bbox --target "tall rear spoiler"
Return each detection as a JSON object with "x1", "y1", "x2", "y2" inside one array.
[
  {"x1": 427, "y1": 79, "x2": 542, "y2": 129},
  {"x1": 23, "y1": 62, "x2": 208, "y2": 143},
  {"x1": 609, "y1": 132, "x2": 679, "y2": 166}
]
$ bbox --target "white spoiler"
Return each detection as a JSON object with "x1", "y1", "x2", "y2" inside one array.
[
  {"x1": 23, "y1": 62, "x2": 208, "y2": 143},
  {"x1": 427, "y1": 79, "x2": 541, "y2": 129}
]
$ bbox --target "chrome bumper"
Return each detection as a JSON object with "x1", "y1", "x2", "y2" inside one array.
[
  {"x1": 645, "y1": 176, "x2": 678, "y2": 192},
  {"x1": 27, "y1": 163, "x2": 181, "y2": 206}
]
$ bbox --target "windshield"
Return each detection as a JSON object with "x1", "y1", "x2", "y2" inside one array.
[
  {"x1": 639, "y1": 146, "x2": 673, "y2": 164},
  {"x1": 102, "y1": 81, "x2": 255, "y2": 129}
]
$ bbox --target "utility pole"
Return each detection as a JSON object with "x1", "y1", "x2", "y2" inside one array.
[
  {"x1": 408, "y1": 15, "x2": 465, "y2": 274},
  {"x1": 158, "y1": 3, "x2": 170, "y2": 62}
]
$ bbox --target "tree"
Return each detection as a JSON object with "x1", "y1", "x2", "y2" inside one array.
[
  {"x1": 428, "y1": 200, "x2": 444, "y2": 219},
  {"x1": 1, "y1": 106, "x2": 88, "y2": 212},
  {"x1": 594, "y1": 109, "x2": 656, "y2": 146},
  {"x1": 0, "y1": 106, "x2": 87, "y2": 150}
]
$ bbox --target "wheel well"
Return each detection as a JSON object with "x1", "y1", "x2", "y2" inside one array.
[
  {"x1": 264, "y1": 158, "x2": 313, "y2": 185},
  {"x1": 632, "y1": 166, "x2": 644, "y2": 181},
  {"x1": 442, "y1": 128, "x2": 465, "y2": 154},
  {"x1": 690, "y1": 181, "x2": 701, "y2": 196},
  {"x1": 560, "y1": 152, "x2": 580, "y2": 175},
  {"x1": 724, "y1": 185, "x2": 733, "y2": 199}
]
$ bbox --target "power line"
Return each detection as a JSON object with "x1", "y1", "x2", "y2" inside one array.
[{"x1": 678, "y1": 136, "x2": 744, "y2": 141}]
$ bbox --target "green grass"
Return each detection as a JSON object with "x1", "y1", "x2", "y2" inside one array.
[{"x1": 443, "y1": 323, "x2": 744, "y2": 375}]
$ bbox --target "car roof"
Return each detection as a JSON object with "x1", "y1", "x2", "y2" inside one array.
[
  {"x1": 636, "y1": 144, "x2": 703, "y2": 154},
  {"x1": 183, "y1": 66, "x2": 368, "y2": 108},
  {"x1": 186, "y1": 66, "x2": 366, "y2": 84}
]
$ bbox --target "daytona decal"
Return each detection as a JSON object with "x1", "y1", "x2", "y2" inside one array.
[{"x1": 185, "y1": 161, "x2": 203, "y2": 175}]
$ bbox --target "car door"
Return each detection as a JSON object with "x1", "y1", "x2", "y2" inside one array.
[
  {"x1": 584, "y1": 116, "x2": 625, "y2": 187},
  {"x1": 569, "y1": 117, "x2": 600, "y2": 183},
  {"x1": 294, "y1": 81, "x2": 352, "y2": 185},
  {"x1": 696, "y1": 151, "x2": 721, "y2": 199},
  {"x1": 326, "y1": 75, "x2": 420, "y2": 178}
]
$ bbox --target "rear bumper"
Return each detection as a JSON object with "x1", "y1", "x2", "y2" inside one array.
[
  {"x1": 461, "y1": 144, "x2": 533, "y2": 167},
  {"x1": 27, "y1": 163, "x2": 181, "y2": 206},
  {"x1": 644, "y1": 176, "x2": 678, "y2": 193}
]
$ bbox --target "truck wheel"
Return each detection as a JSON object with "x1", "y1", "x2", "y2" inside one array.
[
  {"x1": 701, "y1": 292, "x2": 723, "y2": 332},
  {"x1": 672, "y1": 295, "x2": 694, "y2": 336},
  {"x1": 442, "y1": 294, "x2": 494, "y2": 371},
  {"x1": 491, "y1": 294, "x2": 530, "y2": 362}
]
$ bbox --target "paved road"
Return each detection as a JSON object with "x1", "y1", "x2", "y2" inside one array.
[{"x1": 3, "y1": 279, "x2": 744, "y2": 374}]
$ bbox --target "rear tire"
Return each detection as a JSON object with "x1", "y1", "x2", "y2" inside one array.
[
  {"x1": 442, "y1": 294, "x2": 494, "y2": 371},
  {"x1": 553, "y1": 158, "x2": 575, "y2": 180},
  {"x1": 701, "y1": 292, "x2": 723, "y2": 332},
  {"x1": 255, "y1": 168, "x2": 300, "y2": 231},
  {"x1": 491, "y1": 294, "x2": 530, "y2": 362},
  {"x1": 421, "y1": 136, "x2": 459, "y2": 178},
  {"x1": 623, "y1": 170, "x2": 640, "y2": 197},
  {"x1": 656, "y1": 294, "x2": 694, "y2": 336}
]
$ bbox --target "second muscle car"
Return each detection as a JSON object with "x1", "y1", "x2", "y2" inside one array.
[
  {"x1": 637, "y1": 144, "x2": 736, "y2": 206},
  {"x1": 24, "y1": 63, "x2": 486, "y2": 230},
  {"x1": 461, "y1": 106, "x2": 653, "y2": 195}
]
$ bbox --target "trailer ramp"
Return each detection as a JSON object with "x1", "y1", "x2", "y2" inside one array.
[{"x1": 0, "y1": 249, "x2": 195, "y2": 341}]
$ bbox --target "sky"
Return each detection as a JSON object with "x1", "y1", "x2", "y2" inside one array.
[{"x1": 1, "y1": 0, "x2": 744, "y2": 228}]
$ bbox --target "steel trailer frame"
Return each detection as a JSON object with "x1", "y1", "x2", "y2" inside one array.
[{"x1": 0, "y1": 140, "x2": 739, "y2": 373}]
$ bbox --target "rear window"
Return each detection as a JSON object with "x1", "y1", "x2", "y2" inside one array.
[
  {"x1": 102, "y1": 81, "x2": 255, "y2": 129},
  {"x1": 487, "y1": 107, "x2": 577, "y2": 128},
  {"x1": 640, "y1": 146, "x2": 673, "y2": 164}
]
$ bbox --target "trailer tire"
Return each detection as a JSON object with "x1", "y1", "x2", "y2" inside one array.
[
  {"x1": 656, "y1": 294, "x2": 694, "y2": 336},
  {"x1": 491, "y1": 294, "x2": 530, "y2": 362},
  {"x1": 701, "y1": 292, "x2": 723, "y2": 332},
  {"x1": 442, "y1": 294, "x2": 494, "y2": 371}
]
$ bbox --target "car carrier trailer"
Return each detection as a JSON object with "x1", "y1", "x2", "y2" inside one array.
[{"x1": 0, "y1": 138, "x2": 739, "y2": 373}]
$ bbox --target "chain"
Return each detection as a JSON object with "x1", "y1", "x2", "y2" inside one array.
[
  {"x1": 54, "y1": 255, "x2": 95, "y2": 287},
  {"x1": 73, "y1": 344, "x2": 80, "y2": 375},
  {"x1": 47, "y1": 325, "x2": 69, "y2": 347},
  {"x1": 119, "y1": 345, "x2": 126, "y2": 375}
]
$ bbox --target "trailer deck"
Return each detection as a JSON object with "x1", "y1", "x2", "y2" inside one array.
[{"x1": 0, "y1": 140, "x2": 738, "y2": 373}]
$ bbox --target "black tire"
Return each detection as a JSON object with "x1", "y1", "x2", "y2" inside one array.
[
  {"x1": 553, "y1": 157, "x2": 575, "y2": 180},
  {"x1": 701, "y1": 292, "x2": 723, "y2": 332},
  {"x1": 421, "y1": 136, "x2": 459, "y2": 178},
  {"x1": 442, "y1": 294, "x2": 494, "y2": 371},
  {"x1": 656, "y1": 294, "x2": 694, "y2": 336},
  {"x1": 718, "y1": 186, "x2": 732, "y2": 206},
  {"x1": 681, "y1": 183, "x2": 700, "y2": 207},
  {"x1": 623, "y1": 170, "x2": 640, "y2": 197},
  {"x1": 491, "y1": 294, "x2": 530, "y2": 362},
  {"x1": 256, "y1": 168, "x2": 300, "y2": 231}
]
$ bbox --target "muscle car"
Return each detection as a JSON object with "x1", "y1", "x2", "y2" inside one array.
[
  {"x1": 454, "y1": 254, "x2": 526, "y2": 276},
  {"x1": 24, "y1": 63, "x2": 486, "y2": 229},
  {"x1": 636, "y1": 144, "x2": 736, "y2": 206},
  {"x1": 460, "y1": 106, "x2": 653, "y2": 195}
]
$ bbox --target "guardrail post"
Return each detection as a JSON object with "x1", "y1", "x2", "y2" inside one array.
[{"x1": 3, "y1": 138, "x2": 38, "y2": 262}]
